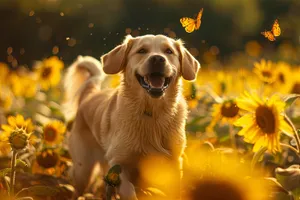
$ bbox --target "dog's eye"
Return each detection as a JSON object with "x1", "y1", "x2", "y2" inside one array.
[
  {"x1": 165, "y1": 48, "x2": 173, "y2": 54},
  {"x1": 137, "y1": 48, "x2": 147, "y2": 54}
]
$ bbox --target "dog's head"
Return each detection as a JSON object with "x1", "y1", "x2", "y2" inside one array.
[{"x1": 101, "y1": 34, "x2": 200, "y2": 98}]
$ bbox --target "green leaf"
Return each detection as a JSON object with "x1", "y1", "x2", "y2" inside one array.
[
  {"x1": 191, "y1": 83, "x2": 197, "y2": 99},
  {"x1": 251, "y1": 146, "x2": 268, "y2": 172},
  {"x1": 27, "y1": 185, "x2": 60, "y2": 196},
  {"x1": 276, "y1": 165, "x2": 300, "y2": 192},
  {"x1": 283, "y1": 94, "x2": 300, "y2": 107},
  {"x1": 143, "y1": 187, "x2": 167, "y2": 197},
  {"x1": 0, "y1": 168, "x2": 11, "y2": 177},
  {"x1": 187, "y1": 115, "x2": 207, "y2": 126},
  {"x1": 108, "y1": 164, "x2": 122, "y2": 174},
  {"x1": 58, "y1": 184, "x2": 75, "y2": 193},
  {"x1": 16, "y1": 159, "x2": 28, "y2": 169},
  {"x1": 16, "y1": 197, "x2": 34, "y2": 200},
  {"x1": 263, "y1": 177, "x2": 290, "y2": 195}
]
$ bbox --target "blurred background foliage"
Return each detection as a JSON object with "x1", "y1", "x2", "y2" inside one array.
[{"x1": 1, "y1": 0, "x2": 300, "y2": 70}]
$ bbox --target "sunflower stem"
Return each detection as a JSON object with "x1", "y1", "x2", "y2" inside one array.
[
  {"x1": 229, "y1": 124, "x2": 236, "y2": 150},
  {"x1": 280, "y1": 143, "x2": 299, "y2": 155},
  {"x1": 9, "y1": 150, "x2": 18, "y2": 198},
  {"x1": 284, "y1": 115, "x2": 300, "y2": 154}
]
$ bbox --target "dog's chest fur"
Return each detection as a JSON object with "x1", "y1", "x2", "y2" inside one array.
[{"x1": 97, "y1": 92, "x2": 188, "y2": 158}]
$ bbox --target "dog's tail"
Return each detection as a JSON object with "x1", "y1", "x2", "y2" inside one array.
[{"x1": 62, "y1": 55, "x2": 106, "y2": 122}]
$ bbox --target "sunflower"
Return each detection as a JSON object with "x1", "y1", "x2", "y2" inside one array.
[
  {"x1": 253, "y1": 59, "x2": 276, "y2": 84},
  {"x1": 206, "y1": 99, "x2": 240, "y2": 132},
  {"x1": 42, "y1": 120, "x2": 66, "y2": 145},
  {"x1": 234, "y1": 91, "x2": 294, "y2": 153},
  {"x1": 8, "y1": 68, "x2": 38, "y2": 98},
  {"x1": 181, "y1": 149, "x2": 269, "y2": 200},
  {"x1": 35, "y1": 56, "x2": 64, "y2": 91},
  {"x1": 273, "y1": 62, "x2": 293, "y2": 94},
  {"x1": 1, "y1": 114, "x2": 34, "y2": 140},
  {"x1": 32, "y1": 148, "x2": 67, "y2": 177},
  {"x1": 1, "y1": 114, "x2": 34, "y2": 150},
  {"x1": 109, "y1": 74, "x2": 121, "y2": 88},
  {"x1": 0, "y1": 86, "x2": 13, "y2": 112},
  {"x1": 290, "y1": 68, "x2": 300, "y2": 95}
]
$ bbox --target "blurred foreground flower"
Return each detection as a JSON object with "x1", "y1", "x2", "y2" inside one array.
[
  {"x1": 42, "y1": 120, "x2": 66, "y2": 146},
  {"x1": 234, "y1": 91, "x2": 293, "y2": 153},
  {"x1": 182, "y1": 149, "x2": 269, "y2": 200},
  {"x1": 35, "y1": 56, "x2": 64, "y2": 91}
]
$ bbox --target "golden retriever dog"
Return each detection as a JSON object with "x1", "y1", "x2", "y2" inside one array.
[{"x1": 63, "y1": 34, "x2": 200, "y2": 199}]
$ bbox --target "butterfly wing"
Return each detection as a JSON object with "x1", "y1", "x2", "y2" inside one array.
[
  {"x1": 261, "y1": 31, "x2": 276, "y2": 41},
  {"x1": 195, "y1": 8, "x2": 204, "y2": 30},
  {"x1": 180, "y1": 17, "x2": 196, "y2": 33},
  {"x1": 272, "y1": 19, "x2": 281, "y2": 37},
  {"x1": 185, "y1": 23, "x2": 196, "y2": 33}
]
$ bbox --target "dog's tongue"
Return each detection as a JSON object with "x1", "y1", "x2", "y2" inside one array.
[{"x1": 148, "y1": 75, "x2": 165, "y2": 88}]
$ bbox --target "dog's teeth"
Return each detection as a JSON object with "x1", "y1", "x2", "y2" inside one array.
[{"x1": 144, "y1": 76, "x2": 149, "y2": 84}]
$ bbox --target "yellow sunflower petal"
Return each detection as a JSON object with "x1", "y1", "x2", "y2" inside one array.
[
  {"x1": 236, "y1": 123, "x2": 256, "y2": 137},
  {"x1": 252, "y1": 136, "x2": 266, "y2": 152},
  {"x1": 15, "y1": 114, "x2": 25, "y2": 126},
  {"x1": 1, "y1": 125, "x2": 13, "y2": 132},
  {"x1": 279, "y1": 118, "x2": 294, "y2": 137},
  {"x1": 234, "y1": 114, "x2": 253, "y2": 127},
  {"x1": 7, "y1": 116, "x2": 17, "y2": 127}
]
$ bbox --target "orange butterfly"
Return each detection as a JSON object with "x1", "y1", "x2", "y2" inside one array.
[
  {"x1": 261, "y1": 19, "x2": 281, "y2": 41},
  {"x1": 180, "y1": 8, "x2": 203, "y2": 33}
]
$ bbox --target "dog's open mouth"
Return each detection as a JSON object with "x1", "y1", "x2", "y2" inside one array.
[{"x1": 136, "y1": 72, "x2": 171, "y2": 98}]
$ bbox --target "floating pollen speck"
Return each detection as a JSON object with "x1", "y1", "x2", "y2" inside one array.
[
  {"x1": 29, "y1": 10, "x2": 35, "y2": 16},
  {"x1": 60, "y1": 12, "x2": 64, "y2": 16},
  {"x1": 88, "y1": 23, "x2": 94, "y2": 28},
  {"x1": 20, "y1": 48, "x2": 25, "y2": 55},
  {"x1": 68, "y1": 38, "x2": 76, "y2": 47},
  {"x1": 7, "y1": 47, "x2": 13, "y2": 54},
  {"x1": 66, "y1": 37, "x2": 70, "y2": 40},
  {"x1": 52, "y1": 46, "x2": 59, "y2": 54}
]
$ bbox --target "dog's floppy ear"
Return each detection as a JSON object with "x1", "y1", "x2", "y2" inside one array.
[
  {"x1": 176, "y1": 39, "x2": 200, "y2": 81},
  {"x1": 101, "y1": 35, "x2": 133, "y2": 74}
]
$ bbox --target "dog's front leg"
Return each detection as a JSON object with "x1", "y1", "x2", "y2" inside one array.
[{"x1": 106, "y1": 150, "x2": 138, "y2": 200}]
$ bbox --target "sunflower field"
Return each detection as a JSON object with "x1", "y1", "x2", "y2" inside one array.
[{"x1": 1, "y1": 0, "x2": 300, "y2": 200}]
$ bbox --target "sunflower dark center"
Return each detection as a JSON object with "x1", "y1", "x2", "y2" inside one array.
[
  {"x1": 255, "y1": 105, "x2": 276, "y2": 134},
  {"x1": 221, "y1": 102, "x2": 239, "y2": 118},
  {"x1": 262, "y1": 70, "x2": 272, "y2": 78},
  {"x1": 291, "y1": 83, "x2": 300, "y2": 94},
  {"x1": 278, "y1": 73, "x2": 285, "y2": 83},
  {"x1": 188, "y1": 178, "x2": 246, "y2": 200},
  {"x1": 42, "y1": 67, "x2": 52, "y2": 78},
  {"x1": 36, "y1": 150, "x2": 59, "y2": 168},
  {"x1": 44, "y1": 127, "x2": 57, "y2": 142}
]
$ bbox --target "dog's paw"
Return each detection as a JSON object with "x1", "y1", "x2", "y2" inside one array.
[{"x1": 118, "y1": 181, "x2": 138, "y2": 200}]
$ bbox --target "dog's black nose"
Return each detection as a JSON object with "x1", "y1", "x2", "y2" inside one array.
[{"x1": 149, "y1": 55, "x2": 166, "y2": 65}]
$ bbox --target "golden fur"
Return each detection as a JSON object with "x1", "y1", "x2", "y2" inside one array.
[{"x1": 63, "y1": 34, "x2": 200, "y2": 199}]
